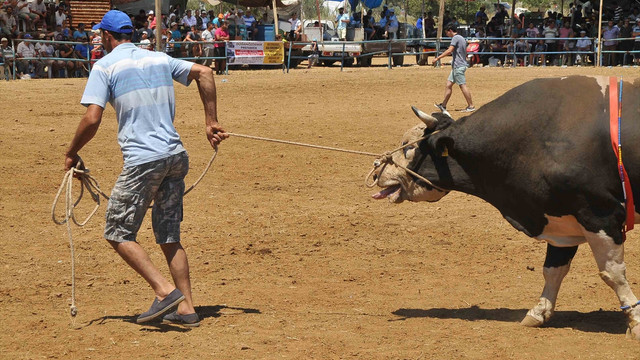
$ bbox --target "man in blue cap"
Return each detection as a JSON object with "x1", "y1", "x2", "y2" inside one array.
[{"x1": 63, "y1": 10, "x2": 228, "y2": 327}]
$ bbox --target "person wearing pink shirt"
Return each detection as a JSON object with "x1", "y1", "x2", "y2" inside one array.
[{"x1": 214, "y1": 21, "x2": 229, "y2": 75}]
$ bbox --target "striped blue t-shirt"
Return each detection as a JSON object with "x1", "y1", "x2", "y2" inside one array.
[{"x1": 81, "y1": 43, "x2": 195, "y2": 167}]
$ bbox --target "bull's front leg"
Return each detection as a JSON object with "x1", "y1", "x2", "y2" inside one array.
[
  {"x1": 584, "y1": 231, "x2": 640, "y2": 340},
  {"x1": 521, "y1": 244, "x2": 578, "y2": 327}
]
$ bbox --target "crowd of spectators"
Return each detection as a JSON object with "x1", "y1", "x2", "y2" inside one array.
[
  {"x1": 448, "y1": 2, "x2": 640, "y2": 67},
  {"x1": 0, "y1": 1, "x2": 277, "y2": 79}
]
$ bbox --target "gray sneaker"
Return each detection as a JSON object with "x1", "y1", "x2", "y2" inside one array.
[
  {"x1": 434, "y1": 103, "x2": 451, "y2": 117},
  {"x1": 137, "y1": 289, "x2": 185, "y2": 323},
  {"x1": 163, "y1": 311, "x2": 201, "y2": 328},
  {"x1": 460, "y1": 106, "x2": 476, "y2": 113}
]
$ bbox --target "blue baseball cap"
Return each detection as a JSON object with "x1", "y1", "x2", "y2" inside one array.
[{"x1": 92, "y1": 10, "x2": 133, "y2": 34}]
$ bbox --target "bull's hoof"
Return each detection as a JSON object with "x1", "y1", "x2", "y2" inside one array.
[
  {"x1": 520, "y1": 314, "x2": 544, "y2": 327},
  {"x1": 627, "y1": 324, "x2": 640, "y2": 340}
]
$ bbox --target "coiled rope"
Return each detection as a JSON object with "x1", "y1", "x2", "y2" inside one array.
[{"x1": 52, "y1": 131, "x2": 445, "y2": 318}]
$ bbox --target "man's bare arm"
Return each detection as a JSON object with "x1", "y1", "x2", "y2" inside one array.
[
  {"x1": 65, "y1": 104, "x2": 104, "y2": 170},
  {"x1": 188, "y1": 63, "x2": 229, "y2": 148}
]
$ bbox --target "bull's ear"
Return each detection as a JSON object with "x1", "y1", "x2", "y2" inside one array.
[
  {"x1": 411, "y1": 106, "x2": 438, "y2": 129},
  {"x1": 431, "y1": 136, "x2": 454, "y2": 157}
]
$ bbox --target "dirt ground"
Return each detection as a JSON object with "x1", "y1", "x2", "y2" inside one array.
[{"x1": 1, "y1": 63, "x2": 640, "y2": 359}]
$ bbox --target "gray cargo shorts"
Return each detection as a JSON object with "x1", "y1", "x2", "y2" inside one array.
[{"x1": 104, "y1": 152, "x2": 189, "y2": 244}]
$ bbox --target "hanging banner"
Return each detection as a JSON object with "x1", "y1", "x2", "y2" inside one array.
[{"x1": 227, "y1": 41, "x2": 285, "y2": 65}]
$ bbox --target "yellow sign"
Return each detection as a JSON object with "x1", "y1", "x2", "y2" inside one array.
[{"x1": 263, "y1": 42, "x2": 284, "y2": 64}]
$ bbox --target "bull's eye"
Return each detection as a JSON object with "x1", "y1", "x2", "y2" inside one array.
[{"x1": 403, "y1": 145, "x2": 415, "y2": 158}]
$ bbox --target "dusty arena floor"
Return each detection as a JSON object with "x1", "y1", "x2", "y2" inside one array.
[{"x1": 1, "y1": 64, "x2": 640, "y2": 359}]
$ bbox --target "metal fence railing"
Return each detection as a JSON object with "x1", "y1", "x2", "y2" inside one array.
[{"x1": 1, "y1": 36, "x2": 638, "y2": 79}]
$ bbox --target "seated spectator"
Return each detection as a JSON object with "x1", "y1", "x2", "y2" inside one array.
[
  {"x1": 533, "y1": 38, "x2": 547, "y2": 66},
  {"x1": 515, "y1": 36, "x2": 531, "y2": 65},
  {"x1": 576, "y1": 29, "x2": 592, "y2": 65},
  {"x1": 307, "y1": 38, "x2": 319, "y2": 68},
  {"x1": 619, "y1": 18, "x2": 634, "y2": 65},
  {"x1": 1, "y1": 6, "x2": 19, "y2": 39},
  {"x1": 29, "y1": 0, "x2": 47, "y2": 31},
  {"x1": 1, "y1": 37, "x2": 15, "y2": 78},
  {"x1": 16, "y1": 0, "x2": 39, "y2": 31},
  {"x1": 363, "y1": 9, "x2": 375, "y2": 40},
  {"x1": 54, "y1": 6, "x2": 67, "y2": 27},
  {"x1": 16, "y1": 34, "x2": 44, "y2": 77},
  {"x1": 184, "y1": 24, "x2": 201, "y2": 57},
  {"x1": 55, "y1": 34, "x2": 78, "y2": 76},
  {"x1": 288, "y1": 12, "x2": 301, "y2": 41},
  {"x1": 134, "y1": 9, "x2": 147, "y2": 29},
  {"x1": 379, "y1": 8, "x2": 398, "y2": 39},
  {"x1": 73, "y1": 33, "x2": 90, "y2": 74},
  {"x1": 73, "y1": 22, "x2": 88, "y2": 40},
  {"x1": 36, "y1": 33, "x2": 56, "y2": 76},
  {"x1": 212, "y1": 13, "x2": 224, "y2": 28},
  {"x1": 525, "y1": 22, "x2": 539, "y2": 47},
  {"x1": 242, "y1": 9, "x2": 258, "y2": 40},
  {"x1": 181, "y1": 9, "x2": 197, "y2": 29}
]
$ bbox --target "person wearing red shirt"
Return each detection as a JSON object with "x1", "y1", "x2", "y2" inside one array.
[{"x1": 214, "y1": 21, "x2": 229, "y2": 75}]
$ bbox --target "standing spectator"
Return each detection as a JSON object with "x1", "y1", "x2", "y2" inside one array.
[
  {"x1": 576, "y1": 30, "x2": 592, "y2": 65},
  {"x1": 16, "y1": 0, "x2": 38, "y2": 31},
  {"x1": 214, "y1": 20, "x2": 229, "y2": 74},
  {"x1": 433, "y1": 24, "x2": 475, "y2": 115},
  {"x1": 194, "y1": 9, "x2": 203, "y2": 30},
  {"x1": 542, "y1": 20, "x2": 559, "y2": 65},
  {"x1": 602, "y1": 20, "x2": 619, "y2": 66},
  {"x1": 628, "y1": 8, "x2": 639, "y2": 22},
  {"x1": 181, "y1": 9, "x2": 197, "y2": 29},
  {"x1": 201, "y1": 22, "x2": 214, "y2": 66},
  {"x1": 54, "y1": 5, "x2": 67, "y2": 27},
  {"x1": 288, "y1": 12, "x2": 301, "y2": 41},
  {"x1": 242, "y1": 9, "x2": 258, "y2": 40},
  {"x1": 65, "y1": 9, "x2": 228, "y2": 328},
  {"x1": 336, "y1": 7, "x2": 350, "y2": 40},
  {"x1": 1, "y1": 37, "x2": 15, "y2": 78},
  {"x1": 164, "y1": 30, "x2": 175, "y2": 56},
  {"x1": 90, "y1": 35, "x2": 104, "y2": 65},
  {"x1": 134, "y1": 9, "x2": 147, "y2": 29},
  {"x1": 613, "y1": 1, "x2": 624, "y2": 22},
  {"x1": 563, "y1": 32, "x2": 577, "y2": 65},
  {"x1": 138, "y1": 31, "x2": 152, "y2": 50},
  {"x1": 494, "y1": 4, "x2": 509, "y2": 27},
  {"x1": 0, "y1": 6, "x2": 18, "y2": 39},
  {"x1": 525, "y1": 22, "x2": 539, "y2": 47},
  {"x1": 212, "y1": 13, "x2": 224, "y2": 28},
  {"x1": 16, "y1": 34, "x2": 44, "y2": 77},
  {"x1": 170, "y1": 22, "x2": 182, "y2": 56},
  {"x1": 29, "y1": 0, "x2": 47, "y2": 31},
  {"x1": 475, "y1": 6, "x2": 488, "y2": 27},
  {"x1": 558, "y1": 21, "x2": 574, "y2": 56},
  {"x1": 619, "y1": 18, "x2": 634, "y2": 65}
]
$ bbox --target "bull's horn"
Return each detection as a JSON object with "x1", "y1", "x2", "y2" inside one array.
[{"x1": 411, "y1": 106, "x2": 438, "y2": 129}]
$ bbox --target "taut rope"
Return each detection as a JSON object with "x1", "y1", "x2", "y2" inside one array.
[{"x1": 52, "y1": 131, "x2": 446, "y2": 318}]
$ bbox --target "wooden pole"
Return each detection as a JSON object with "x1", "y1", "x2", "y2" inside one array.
[
  {"x1": 316, "y1": 0, "x2": 322, "y2": 42},
  {"x1": 436, "y1": 0, "x2": 444, "y2": 41},
  {"x1": 272, "y1": 0, "x2": 279, "y2": 35},
  {"x1": 596, "y1": 0, "x2": 603, "y2": 66},
  {"x1": 155, "y1": 0, "x2": 162, "y2": 51}
]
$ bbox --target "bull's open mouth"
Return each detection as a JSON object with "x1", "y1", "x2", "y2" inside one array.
[{"x1": 372, "y1": 184, "x2": 402, "y2": 201}]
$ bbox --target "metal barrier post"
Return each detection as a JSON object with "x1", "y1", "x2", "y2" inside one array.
[
  {"x1": 340, "y1": 42, "x2": 345, "y2": 72},
  {"x1": 224, "y1": 42, "x2": 228, "y2": 75},
  {"x1": 287, "y1": 41, "x2": 292, "y2": 73},
  {"x1": 11, "y1": 39, "x2": 16, "y2": 80},
  {"x1": 387, "y1": 41, "x2": 392, "y2": 69}
]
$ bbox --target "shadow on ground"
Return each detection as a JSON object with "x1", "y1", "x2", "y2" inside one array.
[
  {"x1": 79, "y1": 304, "x2": 261, "y2": 332},
  {"x1": 391, "y1": 306, "x2": 627, "y2": 334}
]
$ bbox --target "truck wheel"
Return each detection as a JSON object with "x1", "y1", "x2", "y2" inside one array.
[
  {"x1": 392, "y1": 55, "x2": 404, "y2": 66},
  {"x1": 358, "y1": 56, "x2": 372, "y2": 67},
  {"x1": 323, "y1": 60, "x2": 336, "y2": 67},
  {"x1": 343, "y1": 58, "x2": 354, "y2": 67},
  {"x1": 288, "y1": 59, "x2": 302, "y2": 68}
]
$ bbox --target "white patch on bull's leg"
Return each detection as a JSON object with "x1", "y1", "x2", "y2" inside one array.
[
  {"x1": 594, "y1": 76, "x2": 609, "y2": 97},
  {"x1": 583, "y1": 229, "x2": 640, "y2": 339},
  {"x1": 536, "y1": 215, "x2": 587, "y2": 247},
  {"x1": 521, "y1": 262, "x2": 572, "y2": 327}
]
